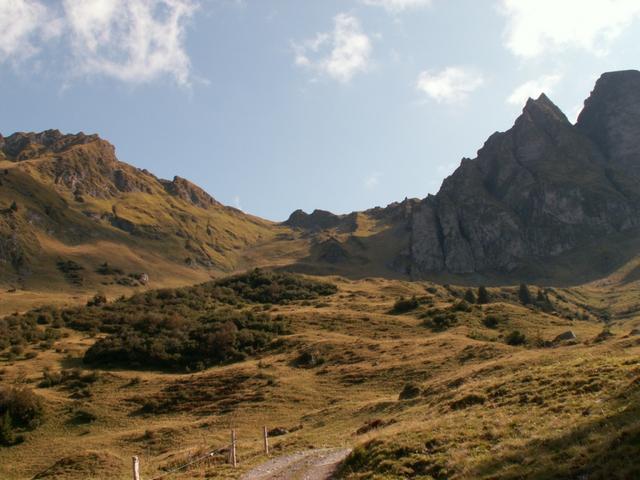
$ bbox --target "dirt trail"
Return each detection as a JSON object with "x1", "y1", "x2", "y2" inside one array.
[{"x1": 240, "y1": 448, "x2": 351, "y2": 480}]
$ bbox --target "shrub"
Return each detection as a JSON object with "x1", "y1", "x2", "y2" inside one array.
[
  {"x1": 10, "y1": 269, "x2": 317, "y2": 371},
  {"x1": 215, "y1": 269, "x2": 337, "y2": 304},
  {"x1": 450, "y1": 393, "x2": 486, "y2": 410},
  {"x1": 427, "y1": 314, "x2": 457, "y2": 331},
  {"x1": 463, "y1": 289, "x2": 476, "y2": 303},
  {"x1": 391, "y1": 296, "x2": 419, "y2": 314},
  {"x1": 10, "y1": 345, "x2": 24, "y2": 356},
  {"x1": 399, "y1": 383, "x2": 421, "y2": 400},
  {"x1": 0, "y1": 386, "x2": 44, "y2": 430},
  {"x1": 506, "y1": 330, "x2": 527, "y2": 346},
  {"x1": 293, "y1": 350, "x2": 325, "y2": 368},
  {"x1": 96, "y1": 262, "x2": 124, "y2": 275},
  {"x1": 0, "y1": 410, "x2": 15, "y2": 445},
  {"x1": 87, "y1": 293, "x2": 107, "y2": 307},
  {"x1": 482, "y1": 315, "x2": 500, "y2": 329},
  {"x1": 451, "y1": 300, "x2": 471, "y2": 313}
]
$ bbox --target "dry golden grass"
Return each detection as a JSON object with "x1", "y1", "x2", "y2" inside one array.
[{"x1": 0, "y1": 276, "x2": 638, "y2": 479}]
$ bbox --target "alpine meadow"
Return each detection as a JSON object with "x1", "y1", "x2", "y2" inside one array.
[{"x1": 1, "y1": 1, "x2": 640, "y2": 479}]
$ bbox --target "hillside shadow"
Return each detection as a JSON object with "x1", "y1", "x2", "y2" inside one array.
[
  {"x1": 471, "y1": 386, "x2": 640, "y2": 479},
  {"x1": 280, "y1": 227, "x2": 640, "y2": 287}
]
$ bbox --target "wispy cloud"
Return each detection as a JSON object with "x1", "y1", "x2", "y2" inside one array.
[
  {"x1": 0, "y1": 0, "x2": 60, "y2": 63},
  {"x1": 63, "y1": 0, "x2": 197, "y2": 86},
  {"x1": 293, "y1": 13, "x2": 372, "y2": 83},
  {"x1": 0, "y1": 0, "x2": 198, "y2": 86},
  {"x1": 416, "y1": 67, "x2": 484, "y2": 103},
  {"x1": 360, "y1": 0, "x2": 432, "y2": 11},
  {"x1": 506, "y1": 74, "x2": 562, "y2": 106},
  {"x1": 499, "y1": 0, "x2": 640, "y2": 58},
  {"x1": 364, "y1": 172, "x2": 381, "y2": 189}
]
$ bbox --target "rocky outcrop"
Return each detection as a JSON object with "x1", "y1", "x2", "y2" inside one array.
[
  {"x1": 406, "y1": 73, "x2": 640, "y2": 278},
  {"x1": 160, "y1": 176, "x2": 221, "y2": 209},
  {"x1": 0, "y1": 129, "x2": 99, "y2": 161},
  {"x1": 285, "y1": 209, "x2": 357, "y2": 232},
  {"x1": 283, "y1": 70, "x2": 640, "y2": 281}
]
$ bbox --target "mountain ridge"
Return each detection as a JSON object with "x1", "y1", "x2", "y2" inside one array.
[{"x1": 3, "y1": 69, "x2": 640, "y2": 299}]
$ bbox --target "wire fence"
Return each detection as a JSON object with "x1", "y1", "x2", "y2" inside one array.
[
  {"x1": 137, "y1": 427, "x2": 271, "y2": 480},
  {"x1": 148, "y1": 446, "x2": 228, "y2": 480}
]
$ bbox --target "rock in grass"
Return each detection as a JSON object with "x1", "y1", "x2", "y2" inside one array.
[{"x1": 553, "y1": 331, "x2": 577, "y2": 343}]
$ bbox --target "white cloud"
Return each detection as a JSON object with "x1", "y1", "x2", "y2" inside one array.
[
  {"x1": 360, "y1": 0, "x2": 432, "y2": 11},
  {"x1": 499, "y1": 0, "x2": 640, "y2": 58},
  {"x1": 232, "y1": 195, "x2": 242, "y2": 210},
  {"x1": 294, "y1": 13, "x2": 372, "y2": 83},
  {"x1": 416, "y1": 67, "x2": 484, "y2": 103},
  {"x1": 506, "y1": 74, "x2": 562, "y2": 106},
  {"x1": 0, "y1": 0, "x2": 197, "y2": 86},
  {"x1": 63, "y1": 0, "x2": 197, "y2": 85},
  {"x1": 364, "y1": 172, "x2": 381, "y2": 189},
  {"x1": 0, "y1": 0, "x2": 59, "y2": 62}
]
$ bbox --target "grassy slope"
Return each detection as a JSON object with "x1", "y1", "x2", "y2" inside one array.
[
  {"x1": 0, "y1": 146, "x2": 298, "y2": 314},
  {"x1": 0, "y1": 275, "x2": 638, "y2": 479}
]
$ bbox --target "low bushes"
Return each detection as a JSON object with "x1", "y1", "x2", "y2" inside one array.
[
  {"x1": 0, "y1": 386, "x2": 44, "y2": 445},
  {"x1": 391, "y1": 296, "x2": 420, "y2": 314}
]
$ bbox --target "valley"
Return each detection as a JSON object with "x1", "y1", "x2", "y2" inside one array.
[
  {"x1": 2, "y1": 69, "x2": 640, "y2": 479},
  {"x1": 0, "y1": 271, "x2": 638, "y2": 479}
]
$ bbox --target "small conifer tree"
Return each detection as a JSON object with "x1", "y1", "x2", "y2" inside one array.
[
  {"x1": 477, "y1": 286, "x2": 489, "y2": 304},
  {"x1": 518, "y1": 283, "x2": 532, "y2": 305}
]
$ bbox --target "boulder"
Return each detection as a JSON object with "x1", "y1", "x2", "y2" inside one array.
[{"x1": 553, "y1": 331, "x2": 577, "y2": 343}]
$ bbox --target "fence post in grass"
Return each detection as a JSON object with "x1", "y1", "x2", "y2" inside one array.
[
  {"x1": 263, "y1": 426, "x2": 269, "y2": 456},
  {"x1": 132, "y1": 456, "x2": 140, "y2": 480},
  {"x1": 230, "y1": 429, "x2": 238, "y2": 467}
]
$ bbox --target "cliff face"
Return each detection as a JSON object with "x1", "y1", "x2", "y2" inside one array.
[
  {"x1": 408, "y1": 71, "x2": 640, "y2": 278},
  {"x1": 282, "y1": 70, "x2": 640, "y2": 282}
]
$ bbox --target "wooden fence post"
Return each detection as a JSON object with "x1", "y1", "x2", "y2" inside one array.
[
  {"x1": 229, "y1": 429, "x2": 238, "y2": 467},
  {"x1": 263, "y1": 426, "x2": 269, "y2": 456},
  {"x1": 132, "y1": 456, "x2": 140, "y2": 480}
]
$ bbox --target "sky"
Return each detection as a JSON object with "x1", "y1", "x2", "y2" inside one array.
[{"x1": 1, "y1": 0, "x2": 639, "y2": 221}]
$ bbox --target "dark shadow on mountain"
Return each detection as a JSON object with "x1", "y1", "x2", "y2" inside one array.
[{"x1": 279, "y1": 226, "x2": 640, "y2": 287}]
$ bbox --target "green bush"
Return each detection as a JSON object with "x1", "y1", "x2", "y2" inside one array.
[
  {"x1": 451, "y1": 300, "x2": 472, "y2": 313},
  {"x1": 482, "y1": 315, "x2": 500, "y2": 329},
  {"x1": 464, "y1": 289, "x2": 476, "y2": 303},
  {"x1": 0, "y1": 386, "x2": 44, "y2": 430},
  {"x1": 9, "y1": 270, "x2": 332, "y2": 371},
  {"x1": 391, "y1": 296, "x2": 420, "y2": 314},
  {"x1": 506, "y1": 330, "x2": 527, "y2": 346}
]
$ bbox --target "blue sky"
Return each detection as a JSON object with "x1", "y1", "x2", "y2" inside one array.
[{"x1": 1, "y1": 0, "x2": 639, "y2": 220}]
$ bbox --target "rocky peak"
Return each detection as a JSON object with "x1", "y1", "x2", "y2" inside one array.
[
  {"x1": 523, "y1": 93, "x2": 567, "y2": 121},
  {"x1": 285, "y1": 209, "x2": 343, "y2": 231},
  {"x1": 160, "y1": 176, "x2": 221, "y2": 209},
  {"x1": 1, "y1": 129, "x2": 101, "y2": 161},
  {"x1": 577, "y1": 70, "x2": 640, "y2": 164},
  {"x1": 406, "y1": 70, "x2": 640, "y2": 280}
]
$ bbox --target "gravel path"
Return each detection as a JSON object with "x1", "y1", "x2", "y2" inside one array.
[{"x1": 240, "y1": 448, "x2": 351, "y2": 480}]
